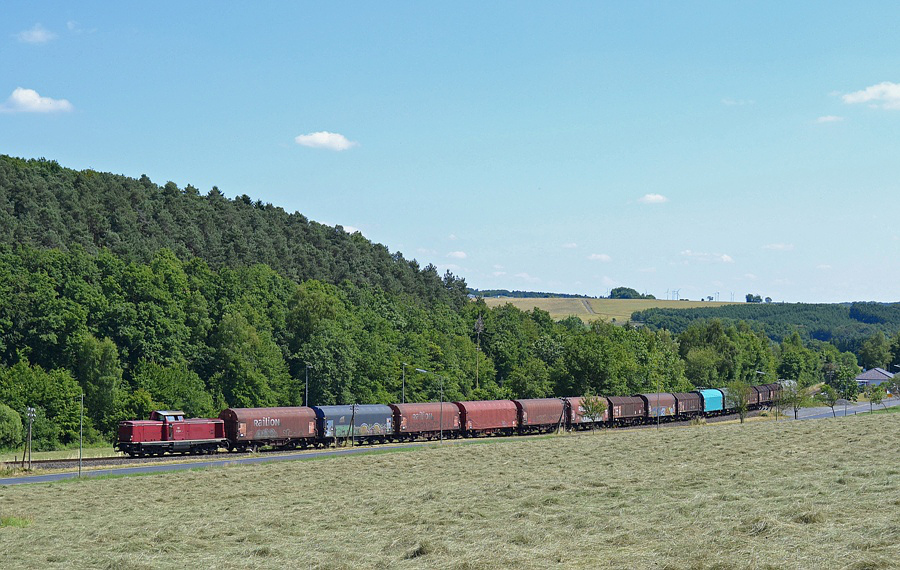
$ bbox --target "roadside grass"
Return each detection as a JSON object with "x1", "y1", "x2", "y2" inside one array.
[
  {"x1": 0, "y1": 413, "x2": 897, "y2": 569},
  {"x1": 861, "y1": 405, "x2": 900, "y2": 415},
  {"x1": 481, "y1": 297, "x2": 738, "y2": 323},
  {"x1": 0, "y1": 445, "x2": 120, "y2": 463}
]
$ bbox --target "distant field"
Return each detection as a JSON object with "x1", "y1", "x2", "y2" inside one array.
[
  {"x1": 1, "y1": 413, "x2": 896, "y2": 569},
  {"x1": 482, "y1": 297, "x2": 740, "y2": 323}
]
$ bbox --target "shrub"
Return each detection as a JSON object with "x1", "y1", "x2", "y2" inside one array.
[{"x1": 0, "y1": 403, "x2": 23, "y2": 449}]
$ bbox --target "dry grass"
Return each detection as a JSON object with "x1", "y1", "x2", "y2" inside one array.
[
  {"x1": 481, "y1": 297, "x2": 739, "y2": 323},
  {"x1": 1, "y1": 413, "x2": 898, "y2": 569}
]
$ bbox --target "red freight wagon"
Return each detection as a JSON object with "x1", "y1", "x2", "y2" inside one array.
[
  {"x1": 219, "y1": 407, "x2": 318, "y2": 451},
  {"x1": 638, "y1": 393, "x2": 677, "y2": 421},
  {"x1": 389, "y1": 403, "x2": 461, "y2": 440},
  {"x1": 766, "y1": 383, "x2": 783, "y2": 404},
  {"x1": 672, "y1": 392, "x2": 703, "y2": 417},
  {"x1": 754, "y1": 384, "x2": 771, "y2": 405},
  {"x1": 565, "y1": 396, "x2": 610, "y2": 429},
  {"x1": 116, "y1": 411, "x2": 227, "y2": 456},
  {"x1": 607, "y1": 396, "x2": 645, "y2": 425},
  {"x1": 454, "y1": 400, "x2": 517, "y2": 436},
  {"x1": 513, "y1": 398, "x2": 566, "y2": 434},
  {"x1": 748, "y1": 386, "x2": 761, "y2": 407}
]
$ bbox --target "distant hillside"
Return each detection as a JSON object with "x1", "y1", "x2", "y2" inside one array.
[
  {"x1": 0, "y1": 156, "x2": 466, "y2": 308},
  {"x1": 632, "y1": 302, "x2": 900, "y2": 352},
  {"x1": 482, "y1": 297, "x2": 738, "y2": 323},
  {"x1": 469, "y1": 288, "x2": 595, "y2": 299}
]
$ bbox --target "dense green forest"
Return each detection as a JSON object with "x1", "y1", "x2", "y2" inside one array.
[
  {"x1": 632, "y1": 302, "x2": 900, "y2": 354},
  {"x1": 0, "y1": 155, "x2": 897, "y2": 452}
]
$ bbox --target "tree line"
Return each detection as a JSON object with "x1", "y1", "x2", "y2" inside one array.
[
  {"x1": 632, "y1": 301, "x2": 900, "y2": 361},
  {"x1": 0, "y1": 245, "x2": 878, "y2": 452}
]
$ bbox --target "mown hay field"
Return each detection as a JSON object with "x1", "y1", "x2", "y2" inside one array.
[
  {"x1": 481, "y1": 297, "x2": 739, "y2": 323},
  {"x1": 1, "y1": 413, "x2": 898, "y2": 569}
]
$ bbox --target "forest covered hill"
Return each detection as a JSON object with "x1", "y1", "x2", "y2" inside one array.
[
  {"x1": 0, "y1": 156, "x2": 467, "y2": 309},
  {"x1": 632, "y1": 302, "x2": 900, "y2": 354}
]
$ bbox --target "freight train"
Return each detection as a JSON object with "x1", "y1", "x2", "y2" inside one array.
[{"x1": 116, "y1": 383, "x2": 781, "y2": 457}]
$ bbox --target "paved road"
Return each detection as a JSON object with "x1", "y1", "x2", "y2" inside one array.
[{"x1": 791, "y1": 396, "x2": 899, "y2": 421}]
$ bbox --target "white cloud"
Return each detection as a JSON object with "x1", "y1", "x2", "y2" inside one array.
[
  {"x1": 680, "y1": 250, "x2": 734, "y2": 264},
  {"x1": 16, "y1": 24, "x2": 56, "y2": 44},
  {"x1": 65, "y1": 21, "x2": 96, "y2": 34},
  {"x1": 447, "y1": 251, "x2": 467, "y2": 259},
  {"x1": 764, "y1": 243, "x2": 794, "y2": 251},
  {"x1": 817, "y1": 264, "x2": 832, "y2": 270},
  {"x1": 294, "y1": 131, "x2": 358, "y2": 151},
  {"x1": 0, "y1": 88, "x2": 73, "y2": 113},
  {"x1": 745, "y1": 273, "x2": 758, "y2": 280},
  {"x1": 343, "y1": 225, "x2": 361, "y2": 234},
  {"x1": 562, "y1": 242, "x2": 578, "y2": 249},
  {"x1": 448, "y1": 234, "x2": 458, "y2": 241},
  {"x1": 816, "y1": 115, "x2": 843, "y2": 123},
  {"x1": 515, "y1": 272, "x2": 540, "y2": 283},
  {"x1": 492, "y1": 271, "x2": 507, "y2": 277},
  {"x1": 588, "y1": 253, "x2": 612, "y2": 262},
  {"x1": 842, "y1": 82, "x2": 900, "y2": 110},
  {"x1": 638, "y1": 193, "x2": 668, "y2": 204},
  {"x1": 493, "y1": 264, "x2": 505, "y2": 270}
]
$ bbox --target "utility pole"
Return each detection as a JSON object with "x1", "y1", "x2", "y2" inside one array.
[
  {"x1": 402, "y1": 362, "x2": 408, "y2": 404},
  {"x1": 79, "y1": 394, "x2": 84, "y2": 478},
  {"x1": 305, "y1": 363, "x2": 311, "y2": 407},
  {"x1": 474, "y1": 315, "x2": 484, "y2": 391},
  {"x1": 26, "y1": 407, "x2": 35, "y2": 470},
  {"x1": 349, "y1": 403, "x2": 356, "y2": 447},
  {"x1": 656, "y1": 378, "x2": 661, "y2": 431}
]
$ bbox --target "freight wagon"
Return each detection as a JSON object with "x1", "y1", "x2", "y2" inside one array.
[
  {"x1": 639, "y1": 393, "x2": 677, "y2": 422},
  {"x1": 313, "y1": 405, "x2": 394, "y2": 445},
  {"x1": 219, "y1": 407, "x2": 317, "y2": 452},
  {"x1": 564, "y1": 396, "x2": 609, "y2": 430},
  {"x1": 672, "y1": 392, "x2": 703, "y2": 419},
  {"x1": 697, "y1": 389, "x2": 724, "y2": 415},
  {"x1": 607, "y1": 396, "x2": 645, "y2": 426},
  {"x1": 513, "y1": 398, "x2": 567, "y2": 434},
  {"x1": 455, "y1": 400, "x2": 517, "y2": 436},
  {"x1": 389, "y1": 402, "x2": 461, "y2": 441}
]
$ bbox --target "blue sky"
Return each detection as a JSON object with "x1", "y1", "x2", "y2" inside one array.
[{"x1": 2, "y1": 2, "x2": 899, "y2": 303}]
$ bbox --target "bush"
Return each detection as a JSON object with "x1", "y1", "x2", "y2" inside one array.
[{"x1": 0, "y1": 403, "x2": 23, "y2": 449}]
